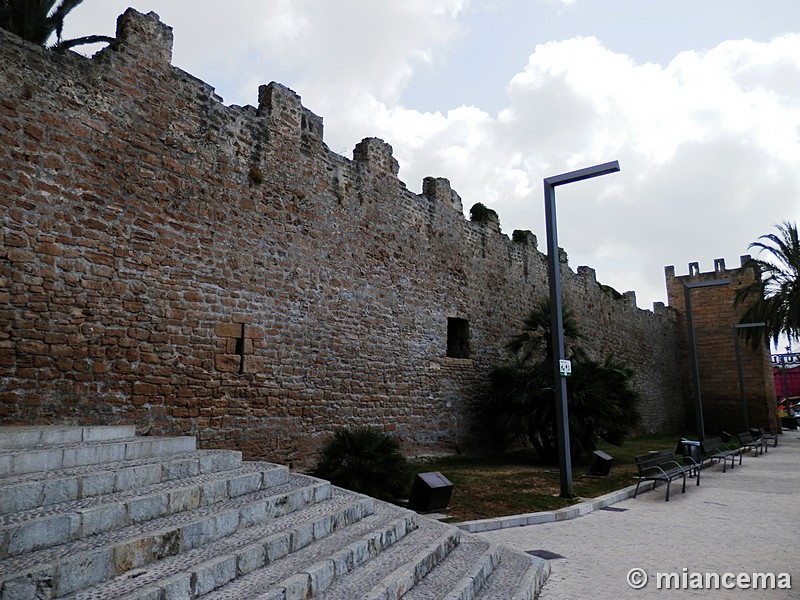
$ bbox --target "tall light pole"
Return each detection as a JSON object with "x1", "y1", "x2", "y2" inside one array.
[
  {"x1": 733, "y1": 322, "x2": 766, "y2": 431},
  {"x1": 684, "y1": 279, "x2": 730, "y2": 441},
  {"x1": 544, "y1": 161, "x2": 620, "y2": 499}
]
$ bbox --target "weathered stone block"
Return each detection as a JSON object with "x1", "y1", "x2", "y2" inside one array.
[
  {"x1": 193, "y1": 555, "x2": 237, "y2": 596},
  {"x1": 237, "y1": 542, "x2": 266, "y2": 576},
  {"x1": 79, "y1": 503, "x2": 127, "y2": 537}
]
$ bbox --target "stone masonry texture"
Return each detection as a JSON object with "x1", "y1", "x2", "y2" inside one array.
[
  {"x1": 665, "y1": 257, "x2": 779, "y2": 435},
  {"x1": 0, "y1": 9, "x2": 767, "y2": 467}
]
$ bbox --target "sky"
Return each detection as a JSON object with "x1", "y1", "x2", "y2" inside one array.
[{"x1": 61, "y1": 0, "x2": 800, "y2": 314}]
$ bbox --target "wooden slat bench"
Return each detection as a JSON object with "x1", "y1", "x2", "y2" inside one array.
[{"x1": 634, "y1": 449, "x2": 698, "y2": 501}]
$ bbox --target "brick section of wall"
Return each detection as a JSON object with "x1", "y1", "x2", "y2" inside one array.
[
  {"x1": 665, "y1": 258, "x2": 779, "y2": 435},
  {"x1": 0, "y1": 10, "x2": 683, "y2": 465}
]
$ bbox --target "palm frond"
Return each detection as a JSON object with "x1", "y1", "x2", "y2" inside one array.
[
  {"x1": 1, "y1": 0, "x2": 110, "y2": 51},
  {"x1": 736, "y1": 222, "x2": 800, "y2": 347}
]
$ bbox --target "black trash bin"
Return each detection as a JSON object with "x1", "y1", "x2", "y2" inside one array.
[{"x1": 676, "y1": 438, "x2": 700, "y2": 462}]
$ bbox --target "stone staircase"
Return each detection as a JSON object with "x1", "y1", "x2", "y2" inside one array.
[{"x1": 0, "y1": 427, "x2": 547, "y2": 599}]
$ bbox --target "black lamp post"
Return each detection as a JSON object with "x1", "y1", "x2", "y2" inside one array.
[{"x1": 544, "y1": 160, "x2": 620, "y2": 499}]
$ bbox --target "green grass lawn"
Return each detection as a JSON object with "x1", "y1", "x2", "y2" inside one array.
[{"x1": 406, "y1": 434, "x2": 688, "y2": 522}]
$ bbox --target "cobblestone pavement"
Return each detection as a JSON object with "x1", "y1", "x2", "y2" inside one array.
[{"x1": 479, "y1": 432, "x2": 800, "y2": 599}]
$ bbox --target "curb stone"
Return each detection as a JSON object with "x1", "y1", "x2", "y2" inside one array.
[{"x1": 456, "y1": 480, "x2": 654, "y2": 533}]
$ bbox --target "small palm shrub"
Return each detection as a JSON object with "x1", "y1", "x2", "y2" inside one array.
[
  {"x1": 308, "y1": 427, "x2": 409, "y2": 501},
  {"x1": 486, "y1": 299, "x2": 641, "y2": 462}
]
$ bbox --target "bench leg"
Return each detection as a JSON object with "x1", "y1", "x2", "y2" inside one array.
[{"x1": 665, "y1": 480, "x2": 670, "y2": 501}]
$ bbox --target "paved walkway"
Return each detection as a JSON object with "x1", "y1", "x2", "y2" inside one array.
[{"x1": 478, "y1": 432, "x2": 800, "y2": 599}]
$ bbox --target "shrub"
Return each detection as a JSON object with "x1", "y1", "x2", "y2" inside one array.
[
  {"x1": 486, "y1": 299, "x2": 640, "y2": 462},
  {"x1": 512, "y1": 229, "x2": 536, "y2": 247},
  {"x1": 308, "y1": 427, "x2": 409, "y2": 501},
  {"x1": 469, "y1": 202, "x2": 500, "y2": 227}
]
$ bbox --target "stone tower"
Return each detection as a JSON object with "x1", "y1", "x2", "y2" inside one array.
[{"x1": 665, "y1": 257, "x2": 778, "y2": 436}]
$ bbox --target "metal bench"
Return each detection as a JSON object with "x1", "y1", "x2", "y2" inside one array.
[
  {"x1": 699, "y1": 437, "x2": 742, "y2": 473},
  {"x1": 736, "y1": 431, "x2": 768, "y2": 455},
  {"x1": 634, "y1": 449, "x2": 698, "y2": 501},
  {"x1": 750, "y1": 427, "x2": 778, "y2": 448}
]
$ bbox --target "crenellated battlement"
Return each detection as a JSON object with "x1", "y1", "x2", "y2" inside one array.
[
  {"x1": 664, "y1": 254, "x2": 754, "y2": 281},
  {"x1": 0, "y1": 9, "x2": 686, "y2": 462},
  {"x1": 114, "y1": 9, "x2": 174, "y2": 63},
  {"x1": 257, "y1": 82, "x2": 324, "y2": 146},
  {"x1": 28, "y1": 8, "x2": 648, "y2": 306},
  {"x1": 353, "y1": 137, "x2": 400, "y2": 177},
  {"x1": 422, "y1": 177, "x2": 463, "y2": 214}
]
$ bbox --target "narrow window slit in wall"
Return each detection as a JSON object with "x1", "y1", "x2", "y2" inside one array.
[
  {"x1": 447, "y1": 317, "x2": 470, "y2": 358},
  {"x1": 235, "y1": 323, "x2": 245, "y2": 374}
]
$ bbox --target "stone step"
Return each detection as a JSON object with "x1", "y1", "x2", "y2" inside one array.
[
  {"x1": 61, "y1": 488, "x2": 381, "y2": 600},
  {"x1": 0, "y1": 474, "x2": 330, "y2": 598},
  {"x1": 317, "y1": 519, "x2": 461, "y2": 600},
  {"x1": 0, "y1": 449, "x2": 244, "y2": 515},
  {"x1": 0, "y1": 427, "x2": 546, "y2": 600},
  {"x1": 402, "y1": 537, "x2": 499, "y2": 600},
  {"x1": 156, "y1": 499, "x2": 414, "y2": 600},
  {"x1": 0, "y1": 461, "x2": 288, "y2": 556},
  {"x1": 0, "y1": 426, "x2": 137, "y2": 448},
  {"x1": 0, "y1": 435, "x2": 197, "y2": 476},
  {"x1": 473, "y1": 545, "x2": 550, "y2": 600}
]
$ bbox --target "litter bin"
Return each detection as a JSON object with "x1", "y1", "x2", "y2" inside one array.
[{"x1": 675, "y1": 438, "x2": 700, "y2": 462}]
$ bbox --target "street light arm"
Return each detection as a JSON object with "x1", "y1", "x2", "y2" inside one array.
[{"x1": 544, "y1": 161, "x2": 620, "y2": 187}]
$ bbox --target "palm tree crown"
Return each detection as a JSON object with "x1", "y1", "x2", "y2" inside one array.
[
  {"x1": 0, "y1": 0, "x2": 113, "y2": 51},
  {"x1": 505, "y1": 297, "x2": 584, "y2": 365},
  {"x1": 486, "y1": 298, "x2": 640, "y2": 462},
  {"x1": 736, "y1": 221, "x2": 800, "y2": 347}
]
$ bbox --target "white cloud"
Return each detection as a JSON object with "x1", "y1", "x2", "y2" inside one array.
[
  {"x1": 356, "y1": 34, "x2": 800, "y2": 307},
  {"x1": 64, "y1": 1, "x2": 467, "y2": 108}
]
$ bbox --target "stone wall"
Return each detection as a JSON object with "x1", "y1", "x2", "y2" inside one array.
[
  {"x1": 0, "y1": 10, "x2": 684, "y2": 465},
  {"x1": 665, "y1": 258, "x2": 778, "y2": 435}
]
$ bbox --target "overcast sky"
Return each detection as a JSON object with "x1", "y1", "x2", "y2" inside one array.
[{"x1": 62, "y1": 1, "x2": 800, "y2": 312}]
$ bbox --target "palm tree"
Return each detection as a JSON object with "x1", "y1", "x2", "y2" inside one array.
[
  {"x1": 736, "y1": 221, "x2": 800, "y2": 348},
  {"x1": 486, "y1": 299, "x2": 640, "y2": 462},
  {"x1": 0, "y1": 0, "x2": 113, "y2": 51},
  {"x1": 505, "y1": 296, "x2": 585, "y2": 365}
]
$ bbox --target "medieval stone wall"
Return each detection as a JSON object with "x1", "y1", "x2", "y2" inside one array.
[
  {"x1": 665, "y1": 258, "x2": 778, "y2": 435},
  {"x1": 0, "y1": 10, "x2": 684, "y2": 465}
]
